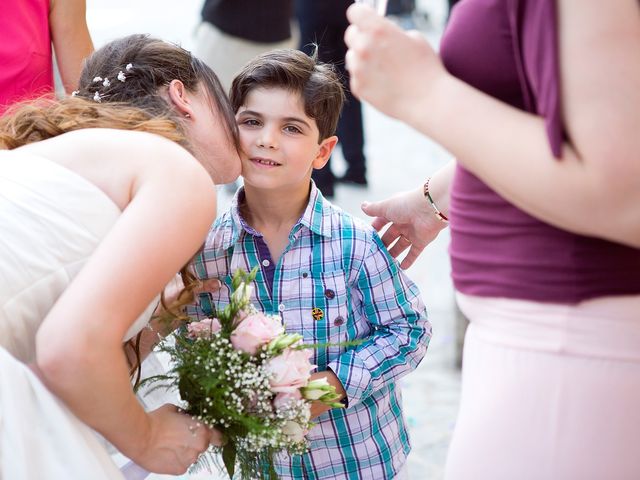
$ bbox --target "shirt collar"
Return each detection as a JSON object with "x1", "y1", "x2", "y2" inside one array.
[{"x1": 221, "y1": 181, "x2": 333, "y2": 250}]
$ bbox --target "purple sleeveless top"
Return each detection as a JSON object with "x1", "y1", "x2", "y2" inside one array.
[
  {"x1": 0, "y1": 0, "x2": 53, "y2": 114},
  {"x1": 441, "y1": 0, "x2": 640, "y2": 303}
]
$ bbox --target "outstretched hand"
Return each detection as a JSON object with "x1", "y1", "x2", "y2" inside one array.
[{"x1": 362, "y1": 187, "x2": 448, "y2": 269}]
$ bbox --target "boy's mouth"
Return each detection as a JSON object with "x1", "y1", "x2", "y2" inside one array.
[{"x1": 250, "y1": 157, "x2": 282, "y2": 167}]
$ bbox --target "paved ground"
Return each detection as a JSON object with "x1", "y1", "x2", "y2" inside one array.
[{"x1": 86, "y1": 1, "x2": 462, "y2": 478}]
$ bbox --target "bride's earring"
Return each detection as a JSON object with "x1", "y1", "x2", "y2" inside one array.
[{"x1": 184, "y1": 113, "x2": 191, "y2": 119}]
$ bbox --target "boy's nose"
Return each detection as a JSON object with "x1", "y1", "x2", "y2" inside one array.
[{"x1": 257, "y1": 129, "x2": 278, "y2": 149}]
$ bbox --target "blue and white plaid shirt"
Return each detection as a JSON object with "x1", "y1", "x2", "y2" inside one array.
[{"x1": 187, "y1": 183, "x2": 431, "y2": 479}]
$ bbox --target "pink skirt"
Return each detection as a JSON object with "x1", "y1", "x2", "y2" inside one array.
[{"x1": 445, "y1": 293, "x2": 640, "y2": 480}]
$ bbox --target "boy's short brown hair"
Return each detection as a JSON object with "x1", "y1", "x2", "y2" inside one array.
[{"x1": 230, "y1": 49, "x2": 345, "y2": 141}]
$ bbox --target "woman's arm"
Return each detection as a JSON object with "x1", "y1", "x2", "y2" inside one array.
[
  {"x1": 346, "y1": 0, "x2": 640, "y2": 247},
  {"x1": 35, "y1": 133, "x2": 217, "y2": 473},
  {"x1": 49, "y1": 0, "x2": 94, "y2": 92}
]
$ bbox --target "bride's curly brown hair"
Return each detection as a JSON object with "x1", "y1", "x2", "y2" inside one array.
[{"x1": 0, "y1": 34, "x2": 238, "y2": 385}]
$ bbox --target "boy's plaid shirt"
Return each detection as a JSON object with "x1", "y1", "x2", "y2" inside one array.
[{"x1": 186, "y1": 184, "x2": 431, "y2": 480}]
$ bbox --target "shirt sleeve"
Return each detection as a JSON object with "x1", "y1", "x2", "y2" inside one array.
[
  {"x1": 513, "y1": 0, "x2": 564, "y2": 158},
  {"x1": 327, "y1": 232, "x2": 432, "y2": 406}
]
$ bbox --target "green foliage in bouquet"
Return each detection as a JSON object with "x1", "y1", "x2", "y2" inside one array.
[{"x1": 144, "y1": 268, "x2": 348, "y2": 480}]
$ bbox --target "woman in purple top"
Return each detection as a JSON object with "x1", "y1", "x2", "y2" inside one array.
[{"x1": 344, "y1": 1, "x2": 640, "y2": 479}]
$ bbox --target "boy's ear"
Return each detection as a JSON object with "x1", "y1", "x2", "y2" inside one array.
[
  {"x1": 312, "y1": 135, "x2": 339, "y2": 170},
  {"x1": 167, "y1": 79, "x2": 194, "y2": 118}
]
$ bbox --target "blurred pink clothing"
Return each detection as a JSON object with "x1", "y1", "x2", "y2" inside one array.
[
  {"x1": 446, "y1": 293, "x2": 640, "y2": 480},
  {"x1": 0, "y1": 0, "x2": 53, "y2": 114}
]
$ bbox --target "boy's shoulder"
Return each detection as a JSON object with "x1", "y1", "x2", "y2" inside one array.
[
  {"x1": 203, "y1": 207, "x2": 236, "y2": 253},
  {"x1": 322, "y1": 197, "x2": 377, "y2": 244}
]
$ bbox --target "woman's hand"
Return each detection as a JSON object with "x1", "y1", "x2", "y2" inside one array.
[
  {"x1": 131, "y1": 404, "x2": 223, "y2": 475},
  {"x1": 362, "y1": 186, "x2": 448, "y2": 269},
  {"x1": 160, "y1": 275, "x2": 222, "y2": 312},
  {"x1": 344, "y1": 3, "x2": 446, "y2": 121}
]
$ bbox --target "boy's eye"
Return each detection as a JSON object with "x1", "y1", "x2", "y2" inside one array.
[
  {"x1": 283, "y1": 125, "x2": 302, "y2": 134},
  {"x1": 240, "y1": 118, "x2": 261, "y2": 127}
]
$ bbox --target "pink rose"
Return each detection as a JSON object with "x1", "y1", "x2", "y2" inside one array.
[
  {"x1": 273, "y1": 391, "x2": 302, "y2": 411},
  {"x1": 187, "y1": 318, "x2": 221, "y2": 339},
  {"x1": 230, "y1": 313, "x2": 284, "y2": 355},
  {"x1": 265, "y1": 348, "x2": 315, "y2": 394}
]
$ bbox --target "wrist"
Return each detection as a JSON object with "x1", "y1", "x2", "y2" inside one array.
[
  {"x1": 399, "y1": 70, "x2": 453, "y2": 133},
  {"x1": 423, "y1": 177, "x2": 449, "y2": 223},
  {"x1": 410, "y1": 185, "x2": 445, "y2": 227},
  {"x1": 121, "y1": 411, "x2": 154, "y2": 463}
]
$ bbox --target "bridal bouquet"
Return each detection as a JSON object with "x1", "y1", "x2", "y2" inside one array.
[{"x1": 151, "y1": 268, "x2": 345, "y2": 480}]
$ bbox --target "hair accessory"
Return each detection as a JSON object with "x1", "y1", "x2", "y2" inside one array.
[
  {"x1": 71, "y1": 90, "x2": 79, "y2": 97},
  {"x1": 92, "y1": 76, "x2": 103, "y2": 83},
  {"x1": 126, "y1": 63, "x2": 134, "y2": 72},
  {"x1": 423, "y1": 177, "x2": 449, "y2": 222},
  {"x1": 117, "y1": 71, "x2": 126, "y2": 82},
  {"x1": 93, "y1": 91, "x2": 102, "y2": 103},
  {"x1": 102, "y1": 78, "x2": 111, "y2": 87}
]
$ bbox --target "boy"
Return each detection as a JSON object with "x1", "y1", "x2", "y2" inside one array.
[{"x1": 187, "y1": 49, "x2": 431, "y2": 480}]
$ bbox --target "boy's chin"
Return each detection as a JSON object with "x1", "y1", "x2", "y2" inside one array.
[{"x1": 243, "y1": 177, "x2": 313, "y2": 192}]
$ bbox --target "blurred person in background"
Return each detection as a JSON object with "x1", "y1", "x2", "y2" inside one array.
[
  {"x1": 296, "y1": 0, "x2": 368, "y2": 198},
  {"x1": 194, "y1": 0, "x2": 296, "y2": 92},
  {"x1": 0, "y1": 0, "x2": 93, "y2": 114}
]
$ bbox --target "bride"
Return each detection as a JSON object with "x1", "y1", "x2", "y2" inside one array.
[{"x1": 0, "y1": 34, "x2": 240, "y2": 478}]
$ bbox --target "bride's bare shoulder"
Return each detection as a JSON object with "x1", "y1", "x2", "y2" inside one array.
[{"x1": 55, "y1": 128, "x2": 190, "y2": 158}]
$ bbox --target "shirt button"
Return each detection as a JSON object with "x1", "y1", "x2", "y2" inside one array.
[
  {"x1": 302, "y1": 272, "x2": 308, "y2": 278},
  {"x1": 333, "y1": 316, "x2": 344, "y2": 327},
  {"x1": 324, "y1": 289, "x2": 335, "y2": 300},
  {"x1": 278, "y1": 303, "x2": 285, "y2": 312},
  {"x1": 262, "y1": 259, "x2": 270, "y2": 267}
]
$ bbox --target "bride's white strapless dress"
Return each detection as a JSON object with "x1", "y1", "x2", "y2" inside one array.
[{"x1": 0, "y1": 151, "x2": 156, "y2": 479}]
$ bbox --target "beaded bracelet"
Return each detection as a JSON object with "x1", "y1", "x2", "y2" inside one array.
[{"x1": 423, "y1": 177, "x2": 449, "y2": 223}]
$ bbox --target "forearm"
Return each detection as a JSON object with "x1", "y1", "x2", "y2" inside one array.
[
  {"x1": 328, "y1": 313, "x2": 430, "y2": 405},
  {"x1": 37, "y1": 339, "x2": 151, "y2": 459},
  {"x1": 404, "y1": 74, "x2": 640, "y2": 246},
  {"x1": 50, "y1": 0, "x2": 94, "y2": 92}
]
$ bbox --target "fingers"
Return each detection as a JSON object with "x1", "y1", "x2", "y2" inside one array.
[
  {"x1": 400, "y1": 245, "x2": 424, "y2": 270},
  {"x1": 370, "y1": 217, "x2": 390, "y2": 234},
  {"x1": 361, "y1": 200, "x2": 386, "y2": 218},
  {"x1": 208, "y1": 426, "x2": 225, "y2": 447},
  {"x1": 344, "y1": 49, "x2": 360, "y2": 94},
  {"x1": 362, "y1": 201, "x2": 393, "y2": 233},
  {"x1": 379, "y1": 224, "x2": 403, "y2": 248},
  {"x1": 406, "y1": 29, "x2": 425, "y2": 41},
  {"x1": 346, "y1": 2, "x2": 382, "y2": 26},
  {"x1": 186, "y1": 420, "x2": 210, "y2": 452},
  {"x1": 387, "y1": 235, "x2": 412, "y2": 258},
  {"x1": 193, "y1": 278, "x2": 222, "y2": 294}
]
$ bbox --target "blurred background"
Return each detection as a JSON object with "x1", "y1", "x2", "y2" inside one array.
[{"x1": 83, "y1": 1, "x2": 462, "y2": 478}]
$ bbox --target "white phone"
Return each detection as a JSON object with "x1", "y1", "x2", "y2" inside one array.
[{"x1": 355, "y1": 0, "x2": 389, "y2": 16}]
